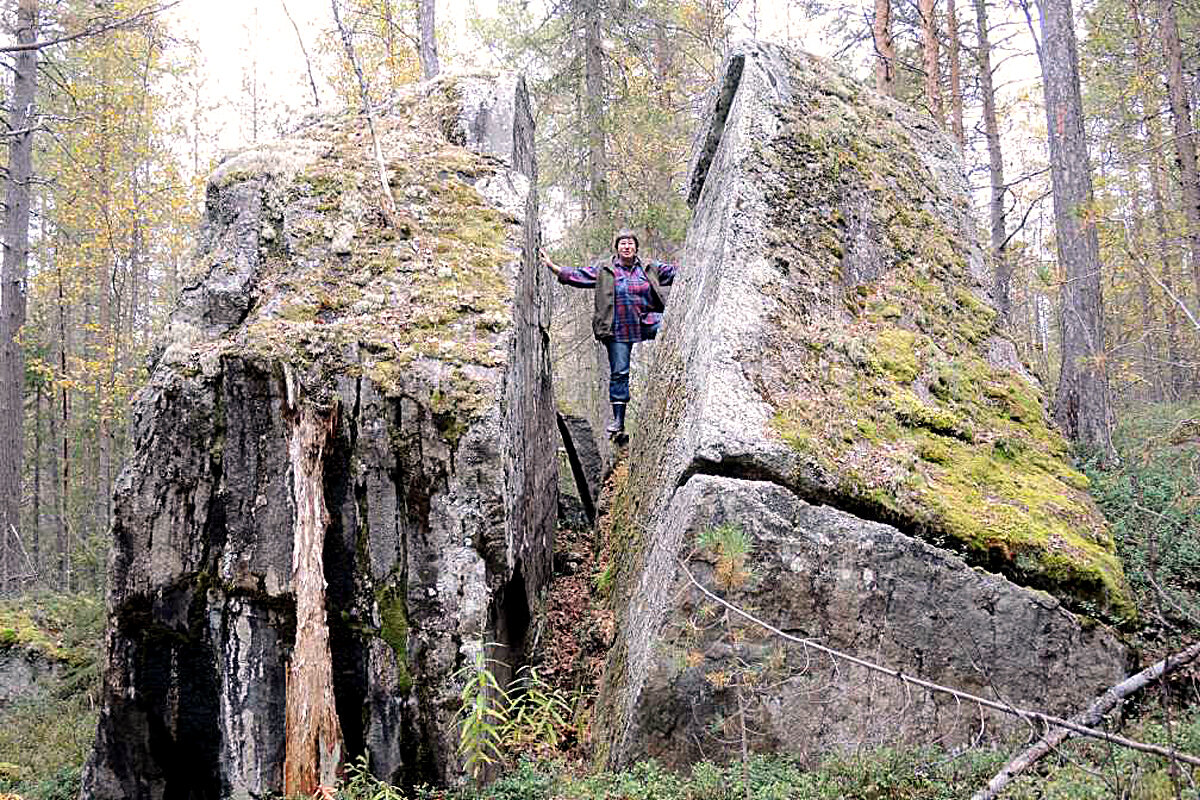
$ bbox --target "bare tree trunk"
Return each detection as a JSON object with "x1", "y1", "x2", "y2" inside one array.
[
  {"x1": 283, "y1": 391, "x2": 343, "y2": 796},
  {"x1": 919, "y1": 0, "x2": 943, "y2": 123},
  {"x1": 331, "y1": 0, "x2": 399, "y2": 226},
  {"x1": 280, "y1": 0, "x2": 321, "y2": 106},
  {"x1": 32, "y1": 381, "x2": 41, "y2": 583},
  {"x1": 873, "y1": 0, "x2": 896, "y2": 96},
  {"x1": 1131, "y1": 0, "x2": 1178, "y2": 401},
  {"x1": 56, "y1": 257, "x2": 70, "y2": 591},
  {"x1": 1034, "y1": 0, "x2": 1115, "y2": 460},
  {"x1": 947, "y1": 0, "x2": 965, "y2": 145},
  {"x1": 583, "y1": 0, "x2": 608, "y2": 222},
  {"x1": 975, "y1": 0, "x2": 1009, "y2": 322},
  {"x1": 1128, "y1": 182, "x2": 1162, "y2": 402},
  {"x1": 417, "y1": 0, "x2": 439, "y2": 79},
  {"x1": 1152, "y1": 162, "x2": 1186, "y2": 400},
  {"x1": 96, "y1": 88, "x2": 114, "y2": 563},
  {"x1": 1157, "y1": 0, "x2": 1200, "y2": 306},
  {"x1": 0, "y1": 0, "x2": 39, "y2": 594},
  {"x1": 46, "y1": 356, "x2": 61, "y2": 589}
]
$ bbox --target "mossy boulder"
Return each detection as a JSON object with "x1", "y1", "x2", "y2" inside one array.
[
  {"x1": 595, "y1": 43, "x2": 1130, "y2": 770},
  {"x1": 83, "y1": 73, "x2": 556, "y2": 799}
]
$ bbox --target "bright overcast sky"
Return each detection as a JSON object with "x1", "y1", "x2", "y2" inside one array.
[
  {"x1": 165, "y1": 0, "x2": 826, "y2": 153},
  {"x1": 166, "y1": 0, "x2": 503, "y2": 153}
]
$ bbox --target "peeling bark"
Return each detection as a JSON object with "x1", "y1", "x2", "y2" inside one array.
[{"x1": 283, "y1": 395, "x2": 344, "y2": 796}]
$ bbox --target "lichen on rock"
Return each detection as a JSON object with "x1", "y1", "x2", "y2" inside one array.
[
  {"x1": 592, "y1": 42, "x2": 1131, "y2": 772},
  {"x1": 751, "y1": 50, "x2": 1129, "y2": 618},
  {"x1": 83, "y1": 72, "x2": 556, "y2": 800}
]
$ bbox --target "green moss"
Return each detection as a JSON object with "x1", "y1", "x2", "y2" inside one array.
[
  {"x1": 431, "y1": 386, "x2": 471, "y2": 448},
  {"x1": 193, "y1": 78, "x2": 526, "y2": 443},
  {"x1": 890, "y1": 389, "x2": 972, "y2": 441},
  {"x1": 871, "y1": 328, "x2": 920, "y2": 383},
  {"x1": 755, "y1": 51, "x2": 1133, "y2": 620},
  {"x1": 0, "y1": 607, "x2": 65, "y2": 660},
  {"x1": 917, "y1": 436, "x2": 953, "y2": 464},
  {"x1": 377, "y1": 584, "x2": 413, "y2": 693}
]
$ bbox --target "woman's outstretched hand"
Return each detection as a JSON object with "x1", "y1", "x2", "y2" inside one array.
[{"x1": 540, "y1": 248, "x2": 560, "y2": 276}]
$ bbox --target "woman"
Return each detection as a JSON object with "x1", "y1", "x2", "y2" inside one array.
[{"x1": 541, "y1": 230, "x2": 678, "y2": 435}]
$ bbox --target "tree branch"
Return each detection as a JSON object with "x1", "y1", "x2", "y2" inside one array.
[
  {"x1": 0, "y1": 1, "x2": 179, "y2": 52},
  {"x1": 677, "y1": 558, "x2": 1200, "y2": 771},
  {"x1": 972, "y1": 640, "x2": 1200, "y2": 799}
]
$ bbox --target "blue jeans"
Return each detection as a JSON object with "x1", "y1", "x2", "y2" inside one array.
[{"x1": 605, "y1": 340, "x2": 633, "y2": 404}]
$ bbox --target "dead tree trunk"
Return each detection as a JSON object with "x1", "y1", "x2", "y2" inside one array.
[
  {"x1": 1035, "y1": 0, "x2": 1115, "y2": 460},
  {"x1": 973, "y1": 640, "x2": 1200, "y2": 800},
  {"x1": 282, "y1": 389, "x2": 344, "y2": 796}
]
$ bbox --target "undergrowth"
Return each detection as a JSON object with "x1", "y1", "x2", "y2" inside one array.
[
  {"x1": 1086, "y1": 402, "x2": 1200, "y2": 646},
  {"x1": 329, "y1": 706, "x2": 1200, "y2": 799},
  {"x1": 0, "y1": 591, "x2": 103, "y2": 800}
]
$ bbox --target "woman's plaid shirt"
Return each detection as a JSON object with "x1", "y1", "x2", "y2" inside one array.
[{"x1": 559, "y1": 256, "x2": 678, "y2": 342}]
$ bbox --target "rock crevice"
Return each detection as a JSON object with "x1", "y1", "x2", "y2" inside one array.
[
  {"x1": 83, "y1": 73, "x2": 555, "y2": 800},
  {"x1": 592, "y1": 42, "x2": 1131, "y2": 770}
]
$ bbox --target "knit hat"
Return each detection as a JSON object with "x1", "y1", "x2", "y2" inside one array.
[{"x1": 612, "y1": 229, "x2": 639, "y2": 252}]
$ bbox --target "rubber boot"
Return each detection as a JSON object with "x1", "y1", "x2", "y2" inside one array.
[{"x1": 605, "y1": 403, "x2": 626, "y2": 435}]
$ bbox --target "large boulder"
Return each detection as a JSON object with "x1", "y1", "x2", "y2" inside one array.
[
  {"x1": 81, "y1": 73, "x2": 556, "y2": 800},
  {"x1": 594, "y1": 43, "x2": 1132, "y2": 769}
]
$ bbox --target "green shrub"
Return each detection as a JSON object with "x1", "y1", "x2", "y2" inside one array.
[
  {"x1": 1087, "y1": 402, "x2": 1200, "y2": 629},
  {"x1": 0, "y1": 590, "x2": 102, "y2": 800}
]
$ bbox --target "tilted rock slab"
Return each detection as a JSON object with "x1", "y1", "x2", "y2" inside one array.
[
  {"x1": 82, "y1": 73, "x2": 555, "y2": 799},
  {"x1": 594, "y1": 43, "x2": 1131, "y2": 769}
]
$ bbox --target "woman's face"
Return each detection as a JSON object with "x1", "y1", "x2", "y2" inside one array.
[{"x1": 616, "y1": 237, "x2": 637, "y2": 260}]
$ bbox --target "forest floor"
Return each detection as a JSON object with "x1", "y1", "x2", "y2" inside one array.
[{"x1": 1, "y1": 403, "x2": 1198, "y2": 800}]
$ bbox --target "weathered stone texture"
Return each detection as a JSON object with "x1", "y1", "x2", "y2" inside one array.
[
  {"x1": 0, "y1": 647, "x2": 62, "y2": 707},
  {"x1": 595, "y1": 42, "x2": 1130, "y2": 769},
  {"x1": 82, "y1": 72, "x2": 554, "y2": 800}
]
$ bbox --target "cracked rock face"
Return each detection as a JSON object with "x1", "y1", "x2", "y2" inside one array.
[
  {"x1": 82, "y1": 73, "x2": 555, "y2": 800},
  {"x1": 593, "y1": 43, "x2": 1129, "y2": 769}
]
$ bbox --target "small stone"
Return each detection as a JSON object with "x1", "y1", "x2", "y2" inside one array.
[
  {"x1": 437, "y1": 266, "x2": 453, "y2": 280},
  {"x1": 332, "y1": 221, "x2": 355, "y2": 255}
]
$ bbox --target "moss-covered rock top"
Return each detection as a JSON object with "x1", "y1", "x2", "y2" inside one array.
[
  {"x1": 163, "y1": 76, "x2": 530, "y2": 426},
  {"x1": 0, "y1": 593, "x2": 102, "y2": 665},
  {"x1": 746, "y1": 50, "x2": 1131, "y2": 620}
]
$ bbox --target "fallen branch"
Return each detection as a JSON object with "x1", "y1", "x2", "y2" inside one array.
[
  {"x1": 677, "y1": 559, "x2": 1200, "y2": 769},
  {"x1": 973, "y1": 640, "x2": 1200, "y2": 799}
]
